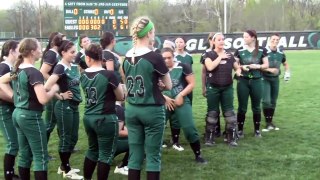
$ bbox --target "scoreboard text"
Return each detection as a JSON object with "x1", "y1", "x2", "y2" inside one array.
[{"x1": 64, "y1": 0, "x2": 129, "y2": 31}]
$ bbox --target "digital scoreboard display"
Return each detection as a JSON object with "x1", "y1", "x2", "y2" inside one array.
[{"x1": 64, "y1": 0, "x2": 129, "y2": 31}]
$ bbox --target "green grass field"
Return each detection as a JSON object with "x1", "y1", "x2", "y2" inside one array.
[{"x1": 0, "y1": 50, "x2": 319, "y2": 179}]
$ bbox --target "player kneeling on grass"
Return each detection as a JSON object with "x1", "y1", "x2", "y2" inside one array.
[
  {"x1": 80, "y1": 43, "x2": 124, "y2": 180},
  {"x1": 161, "y1": 47, "x2": 207, "y2": 164},
  {"x1": 113, "y1": 103, "x2": 130, "y2": 176},
  {"x1": 261, "y1": 33, "x2": 290, "y2": 132}
]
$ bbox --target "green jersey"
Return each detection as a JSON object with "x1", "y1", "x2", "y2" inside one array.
[
  {"x1": 264, "y1": 47, "x2": 286, "y2": 77},
  {"x1": 123, "y1": 47, "x2": 169, "y2": 105},
  {"x1": 53, "y1": 62, "x2": 82, "y2": 102},
  {"x1": 13, "y1": 64, "x2": 44, "y2": 111},
  {"x1": 80, "y1": 67, "x2": 119, "y2": 115},
  {"x1": 175, "y1": 52, "x2": 193, "y2": 67},
  {"x1": 103, "y1": 50, "x2": 121, "y2": 82},
  {"x1": 163, "y1": 62, "x2": 192, "y2": 98},
  {"x1": 234, "y1": 46, "x2": 268, "y2": 78}
]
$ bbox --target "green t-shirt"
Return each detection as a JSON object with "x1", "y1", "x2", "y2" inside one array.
[
  {"x1": 80, "y1": 67, "x2": 119, "y2": 115},
  {"x1": 53, "y1": 62, "x2": 82, "y2": 102},
  {"x1": 13, "y1": 64, "x2": 44, "y2": 111},
  {"x1": 175, "y1": 52, "x2": 193, "y2": 67},
  {"x1": 163, "y1": 62, "x2": 192, "y2": 99},
  {"x1": 234, "y1": 46, "x2": 268, "y2": 78},
  {"x1": 264, "y1": 47, "x2": 286, "y2": 77},
  {"x1": 123, "y1": 47, "x2": 169, "y2": 105}
]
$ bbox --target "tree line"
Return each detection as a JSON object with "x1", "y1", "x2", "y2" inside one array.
[{"x1": 0, "y1": 0, "x2": 319, "y2": 38}]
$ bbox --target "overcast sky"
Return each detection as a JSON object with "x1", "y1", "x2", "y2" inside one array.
[{"x1": 0, "y1": 0, "x2": 64, "y2": 9}]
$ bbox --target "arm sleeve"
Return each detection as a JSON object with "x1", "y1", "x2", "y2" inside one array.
[
  {"x1": 0, "y1": 64, "x2": 10, "y2": 77},
  {"x1": 234, "y1": 49, "x2": 240, "y2": 59},
  {"x1": 28, "y1": 69, "x2": 44, "y2": 86},
  {"x1": 52, "y1": 64, "x2": 65, "y2": 77},
  {"x1": 282, "y1": 53, "x2": 287, "y2": 63},
  {"x1": 180, "y1": 63, "x2": 193, "y2": 76},
  {"x1": 262, "y1": 47, "x2": 268, "y2": 58},
  {"x1": 199, "y1": 52, "x2": 206, "y2": 64},
  {"x1": 154, "y1": 54, "x2": 169, "y2": 75},
  {"x1": 43, "y1": 51, "x2": 57, "y2": 65},
  {"x1": 74, "y1": 52, "x2": 82, "y2": 64},
  {"x1": 103, "y1": 51, "x2": 116, "y2": 62},
  {"x1": 104, "y1": 71, "x2": 120, "y2": 89}
]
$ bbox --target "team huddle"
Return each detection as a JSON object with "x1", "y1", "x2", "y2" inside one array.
[{"x1": 0, "y1": 16, "x2": 290, "y2": 180}]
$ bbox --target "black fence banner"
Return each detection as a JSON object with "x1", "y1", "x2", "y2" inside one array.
[{"x1": 1, "y1": 31, "x2": 319, "y2": 56}]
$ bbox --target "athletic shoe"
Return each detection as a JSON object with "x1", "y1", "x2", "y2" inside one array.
[
  {"x1": 63, "y1": 170, "x2": 83, "y2": 180},
  {"x1": 254, "y1": 130, "x2": 262, "y2": 138},
  {"x1": 114, "y1": 166, "x2": 128, "y2": 176},
  {"x1": 162, "y1": 142, "x2": 167, "y2": 148},
  {"x1": 57, "y1": 166, "x2": 80, "y2": 175},
  {"x1": 228, "y1": 141, "x2": 238, "y2": 147},
  {"x1": 238, "y1": 130, "x2": 244, "y2": 138},
  {"x1": 262, "y1": 123, "x2": 280, "y2": 132},
  {"x1": 195, "y1": 156, "x2": 208, "y2": 164},
  {"x1": 172, "y1": 143, "x2": 184, "y2": 151}
]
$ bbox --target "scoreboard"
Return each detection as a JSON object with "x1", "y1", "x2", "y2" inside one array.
[{"x1": 64, "y1": 0, "x2": 129, "y2": 31}]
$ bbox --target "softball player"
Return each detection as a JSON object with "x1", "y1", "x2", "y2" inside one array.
[
  {"x1": 40, "y1": 33, "x2": 64, "y2": 142},
  {"x1": 122, "y1": 16, "x2": 172, "y2": 180},
  {"x1": 162, "y1": 47, "x2": 207, "y2": 163},
  {"x1": 234, "y1": 30, "x2": 269, "y2": 138},
  {"x1": 0, "y1": 38, "x2": 59, "y2": 180},
  {"x1": 262, "y1": 34, "x2": 290, "y2": 131},
  {"x1": 80, "y1": 43, "x2": 124, "y2": 180},
  {"x1": 200, "y1": 32, "x2": 222, "y2": 137},
  {"x1": 0, "y1": 40, "x2": 20, "y2": 180},
  {"x1": 44, "y1": 40, "x2": 83, "y2": 179},
  {"x1": 201, "y1": 33, "x2": 240, "y2": 146},
  {"x1": 100, "y1": 31, "x2": 122, "y2": 82},
  {"x1": 113, "y1": 103, "x2": 129, "y2": 176},
  {"x1": 74, "y1": 34, "x2": 91, "y2": 70},
  {"x1": 175, "y1": 37, "x2": 193, "y2": 67}
]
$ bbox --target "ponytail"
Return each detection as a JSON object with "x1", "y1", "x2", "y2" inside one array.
[{"x1": 10, "y1": 55, "x2": 23, "y2": 80}]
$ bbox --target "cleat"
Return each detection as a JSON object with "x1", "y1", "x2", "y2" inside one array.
[
  {"x1": 63, "y1": 170, "x2": 83, "y2": 180},
  {"x1": 172, "y1": 143, "x2": 184, "y2": 151},
  {"x1": 195, "y1": 156, "x2": 207, "y2": 164},
  {"x1": 238, "y1": 130, "x2": 244, "y2": 138},
  {"x1": 57, "y1": 166, "x2": 80, "y2": 175},
  {"x1": 114, "y1": 166, "x2": 128, "y2": 176},
  {"x1": 254, "y1": 130, "x2": 262, "y2": 138},
  {"x1": 162, "y1": 142, "x2": 167, "y2": 148}
]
